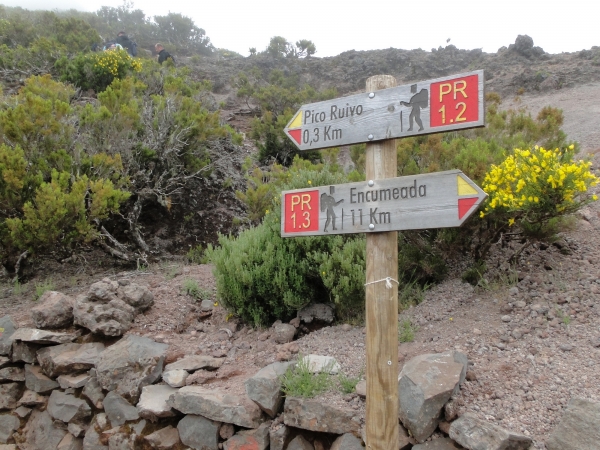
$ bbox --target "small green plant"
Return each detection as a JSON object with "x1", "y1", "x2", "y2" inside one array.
[
  {"x1": 12, "y1": 280, "x2": 26, "y2": 296},
  {"x1": 461, "y1": 261, "x2": 487, "y2": 286},
  {"x1": 34, "y1": 278, "x2": 55, "y2": 300},
  {"x1": 164, "y1": 265, "x2": 182, "y2": 280},
  {"x1": 186, "y1": 245, "x2": 208, "y2": 265},
  {"x1": 280, "y1": 356, "x2": 332, "y2": 398},
  {"x1": 337, "y1": 371, "x2": 362, "y2": 394},
  {"x1": 182, "y1": 278, "x2": 211, "y2": 301},
  {"x1": 398, "y1": 276, "x2": 430, "y2": 308},
  {"x1": 555, "y1": 308, "x2": 571, "y2": 326},
  {"x1": 398, "y1": 318, "x2": 416, "y2": 343}
]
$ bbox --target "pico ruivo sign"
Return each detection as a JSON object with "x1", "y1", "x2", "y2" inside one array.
[
  {"x1": 284, "y1": 70, "x2": 484, "y2": 151},
  {"x1": 281, "y1": 170, "x2": 487, "y2": 237}
]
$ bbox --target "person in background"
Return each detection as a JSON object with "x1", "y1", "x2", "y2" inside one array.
[
  {"x1": 155, "y1": 43, "x2": 174, "y2": 65},
  {"x1": 116, "y1": 31, "x2": 137, "y2": 56}
]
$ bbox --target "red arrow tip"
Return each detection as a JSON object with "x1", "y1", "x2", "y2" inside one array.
[
  {"x1": 288, "y1": 129, "x2": 302, "y2": 145},
  {"x1": 458, "y1": 197, "x2": 478, "y2": 219}
]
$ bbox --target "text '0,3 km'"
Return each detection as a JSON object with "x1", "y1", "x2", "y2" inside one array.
[
  {"x1": 283, "y1": 70, "x2": 484, "y2": 151},
  {"x1": 280, "y1": 170, "x2": 487, "y2": 237}
]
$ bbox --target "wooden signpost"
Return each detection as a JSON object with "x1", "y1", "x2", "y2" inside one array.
[{"x1": 281, "y1": 72, "x2": 485, "y2": 450}]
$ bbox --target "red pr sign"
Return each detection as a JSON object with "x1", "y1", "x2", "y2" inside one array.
[
  {"x1": 283, "y1": 190, "x2": 320, "y2": 233},
  {"x1": 430, "y1": 74, "x2": 479, "y2": 128}
]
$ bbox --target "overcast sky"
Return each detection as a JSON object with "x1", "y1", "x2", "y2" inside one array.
[{"x1": 2, "y1": 0, "x2": 598, "y2": 57}]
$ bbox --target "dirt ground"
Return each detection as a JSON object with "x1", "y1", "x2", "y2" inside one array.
[{"x1": 2, "y1": 82, "x2": 600, "y2": 448}]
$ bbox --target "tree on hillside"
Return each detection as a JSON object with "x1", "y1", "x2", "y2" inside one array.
[
  {"x1": 266, "y1": 36, "x2": 316, "y2": 58},
  {"x1": 153, "y1": 13, "x2": 213, "y2": 55}
]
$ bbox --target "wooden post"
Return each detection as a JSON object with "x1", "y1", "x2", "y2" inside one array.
[{"x1": 365, "y1": 75, "x2": 399, "y2": 450}]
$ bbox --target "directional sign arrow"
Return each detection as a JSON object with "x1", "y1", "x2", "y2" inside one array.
[
  {"x1": 284, "y1": 70, "x2": 484, "y2": 151},
  {"x1": 281, "y1": 170, "x2": 487, "y2": 237}
]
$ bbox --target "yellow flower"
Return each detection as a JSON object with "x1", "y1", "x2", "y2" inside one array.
[
  {"x1": 307, "y1": 180, "x2": 312, "y2": 185},
  {"x1": 265, "y1": 209, "x2": 269, "y2": 214},
  {"x1": 508, "y1": 218, "x2": 515, "y2": 226},
  {"x1": 569, "y1": 144, "x2": 575, "y2": 150},
  {"x1": 593, "y1": 195, "x2": 598, "y2": 201},
  {"x1": 479, "y1": 211, "x2": 485, "y2": 218}
]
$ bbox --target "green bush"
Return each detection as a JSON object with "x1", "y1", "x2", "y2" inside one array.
[{"x1": 280, "y1": 357, "x2": 332, "y2": 398}]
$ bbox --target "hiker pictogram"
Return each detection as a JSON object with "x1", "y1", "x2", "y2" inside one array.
[{"x1": 320, "y1": 186, "x2": 344, "y2": 232}]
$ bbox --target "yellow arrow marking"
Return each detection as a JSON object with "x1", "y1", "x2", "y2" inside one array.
[
  {"x1": 457, "y1": 175, "x2": 478, "y2": 196},
  {"x1": 288, "y1": 111, "x2": 302, "y2": 129}
]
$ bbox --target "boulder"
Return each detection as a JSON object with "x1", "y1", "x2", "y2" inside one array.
[
  {"x1": 330, "y1": 433, "x2": 363, "y2": 450},
  {"x1": 297, "y1": 303, "x2": 334, "y2": 324},
  {"x1": 398, "y1": 351, "x2": 467, "y2": 442},
  {"x1": 95, "y1": 335, "x2": 168, "y2": 402},
  {"x1": 56, "y1": 433, "x2": 83, "y2": 450},
  {"x1": 287, "y1": 435, "x2": 314, "y2": 450},
  {"x1": 163, "y1": 355, "x2": 223, "y2": 372},
  {"x1": 11, "y1": 341, "x2": 41, "y2": 364},
  {"x1": 117, "y1": 283, "x2": 154, "y2": 313},
  {"x1": 14, "y1": 406, "x2": 31, "y2": 418},
  {"x1": 412, "y1": 438, "x2": 462, "y2": 449},
  {"x1": 283, "y1": 397, "x2": 360, "y2": 435},
  {"x1": 82, "y1": 376, "x2": 104, "y2": 409},
  {"x1": 31, "y1": 292, "x2": 74, "y2": 329},
  {"x1": 269, "y1": 424, "x2": 290, "y2": 450},
  {"x1": 169, "y1": 386, "x2": 264, "y2": 428},
  {"x1": 449, "y1": 413, "x2": 532, "y2": 450},
  {"x1": 17, "y1": 390, "x2": 47, "y2": 407},
  {"x1": 0, "y1": 356, "x2": 10, "y2": 368},
  {"x1": 0, "y1": 316, "x2": 17, "y2": 356},
  {"x1": 0, "y1": 414, "x2": 20, "y2": 444},
  {"x1": 546, "y1": 398, "x2": 600, "y2": 450},
  {"x1": 82, "y1": 414, "x2": 109, "y2": 450},
  {"x1": 67, "y1": 422, "x2": 87, "y2": 438},
  {"x1": 9, "y1": 328, "x2": 77, "y2": 345},
  {"x1": 25, "y1": 364, "x2": 59, "y2": 394},
  {"x1": 22, "y1": 409, "x2": 67, "y2": 450},
  {"x1": 73, "y1": 294, "x2": 135, "y2": 337},
  {"x1": 301, "y1": 354, "x2": 341, "y2": 374},
  {"x1": 136, "y1": 385, "x2": 177, "y2": 420},
  {"x1": 162, "y1": 369, "x2": 188, "y2": 388},
  {"x1": 245, "y1": 361, "x2": 292, "y2": 417},
  {"x1": 272, "y1": 323, "x2": 296, "y2": 344},
  {"x1": 0, "y1": 366, "x2": 25, "y2": 382},
  {"x1": 107, "y1": 432, "x2": 134, "y2": 450},
  {"x1": 177, "y1": 415, "x2": 220, "y2": 450},
  {"x1": 144, "y1": 425, "x2": 180, "y2": 450},
  {"x1": 37, "y1": 343, "x2": 104, "y2": 378},
  {"x1": 223, "y1": 422, "x2": 270, "y2": 450},
  {"x1": 103, "y1": 391, "x2": 140, "y2": 427},
  {"x1": 47, "y1": 390, "x2": 91, "y2": 424},
  {"x1": 57, "y1": 374, "x2": 91, "y2": 390}
]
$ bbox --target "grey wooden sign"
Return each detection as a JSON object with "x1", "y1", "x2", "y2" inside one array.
[
  {"x1": 284, "y1": 70, "x2": 484, "y2": 151},
  {"x1": 281, "y1": 170, "x2": 487, "y2": 237}
]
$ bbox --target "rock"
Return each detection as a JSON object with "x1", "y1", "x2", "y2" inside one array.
[
  {"x1": 283, "y1": 397, "x2": 360, "y2": 435},
  {"x1": 14, "y1": 405, "x2": 31, "y2": 418},
  {"x1": 163, "y1": 355, "x2": 223, "y2": 372},
  {"x1": 223, "y1": 422, "x2": 270, "y2": 450},
  {"x1": 144, "y1": 425, "x2": 179, "y2": 450},
  {"x1": 169, "y1": 386, "x2": 263, "y2": 428},
  {"x1": 68, "y1": 422, "x2": 87, "y2": 438},
  {"x1": 412, "y1": 438, "x2": 463, "y2": 449},
  {"x1": 298, "y1": 303, "x2": 334, "y2": 323},
  {"x1": 0, "y1": 366, "x2": 24, "y2": 382},
  {"x1": 10, "y1": 328, "x2": 77, "y2": 345},
  {"x1": 501, "y1": 315, "x2": 511, "y2": 322},
  {"x1": 95, "y1": 335, "x2": 168, "y2": 402},
  {"x1": 219, "y1": 423, "x2": 235, "y2": 440},
  {"x1": 200, "y1": 299, "x2": 213, "y2": 312},
  {"x1": 117, "y1": 283, "x2": 154, "y2": 313},
  {"x1": 23, "y1": 409, "x2": 68, "y2": 449},
  {"x1": 0, "y1": 414, "x2": 20, "y2": 444},
  {"x1": 177, "y1": 414, "x2": 220, "y2": 450},
  {"x1": 17, "y1": 389, "x2": 46, "y2": 407},
  {"x1": 330, "y1": 433, "x2": 363, "y2": 450},
  {"x1": 82, "y1": 376, "x2": 104, "y2": 409},
  {"x1": 185, "y1": 370, "x2": 216, "y2": 385},
  {"x1": 37, "y1": 343, "x2": 104, "y2": 378},
  {"x1": 449, "y1": 412, "x2": 532, "y2": 450},
  {"x1": 398, "y1": 351, "x2": 467, "y2": 443},
  {"x1": 546, "y1": 398, "x2": 600, "y2": 450},
  {"x1": 355, "y1": 380, "x2": 366, "y2": 397},
  {"x1": 57, "y1": 374, "x2": 91, "y2": 389},
  {"x1": 82, "y1": 414, "x2": 109, "y2": 450},
  {"x1": 56, "y1": 433, "x2": 83, "y2": 450},
  {"x1": 103, "y1": 391, "x2": 140, "y2": 427},
  {"x1": 272, "y1": 323, "x2": 296, "y2": 344},
  {"x1": 559, "y1": 344, "x2": 574, "y2": 352},
  {"x1": 0, "y1": 316, "x2": 17, "y2": 356},
  {"x1": 107, "y1": 432, "x2": 134, "y2": 450},
  {"x1": 300, "y1": 354, "x2": 341, "y2": 374},
  {"x1": 73, "y1": 294, "x2": 135, "y2": 337},
  {"x1": 162, "y1": 369, "x2": 188, "y2": 388},
  {"x1": 0, "y1": 444, "x2": 16, "y2": 450},
  {"x1": 287, "y1": 435, "x2": 314, "y2": 450},
  {"x1": 25, "y1": 364, "x2": 59, "y2": 393},
  {"x1": 31, "y1": 292, "x2": 74, "y2": 329},
  {"x1": 0, "y1": 357, "x2": 10, "y2": 368},
  {"x1": 245, "y1": 361, "x2": 292, "y2": 417},
  {"x1": 269, "y1": 424, "x2": 290, "y2": 450},
  {"x1": 48, "y1": 390, "x2": 92, "y2": 424},
  {"x1": 11, "y1": 341, "x2": 41, "y2": 364},
  {"x1": 137, "y1": 385, "x2": 177, "y2": 420}
]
